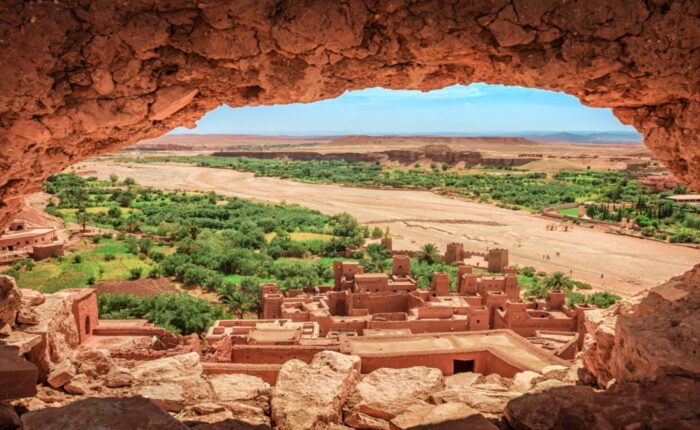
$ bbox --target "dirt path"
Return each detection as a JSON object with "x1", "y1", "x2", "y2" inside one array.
[{"x1": 79, "y1": 160, "x2": 699, "y2": 297}]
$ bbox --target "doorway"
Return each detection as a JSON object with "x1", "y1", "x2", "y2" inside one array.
[{"x1": 453, "y1": 359, "x2": 475, "y2": 373}]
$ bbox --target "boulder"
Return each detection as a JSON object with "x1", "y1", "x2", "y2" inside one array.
[
  {"x1": 223, "y1": 401, "x2": 271, "y2": 427},
  {"x1": 510, "y1": 371, "x2": 541, "y2": 393},
  {"x1": 23, "y1": 291, "x2": 82, "y2": 378},
  {"x1": 611, "y1": 265, "x2": 700, "y2": 383},
  {"x1": 16, "y1": 306, "x2": 39, "y2": 325},
  {"x1": 174, "y1": 375, "x2": 214, "y2": 405},
  {"x1": 0, "y1": 345, "x2": 38, "y2": 400},
  {"x1": 444, "y1": 372, "x2": 481, "y2": 388},
  {"x1": 430, "y1": 385, "x2": 521, "y2": 419},
  {"x1": 131, "y1": 352, "x2": 202, "y2": 382},
  {"x1": 185, "y1": 402, "x2": 272, "y2": 428},
  {"x1": 20, "y1": 289, "x2": 46, "y2": 306},
  {"x1": 504, "y1": 376, "x2": 700, "y2": 430},
  {"x1": 74, "y1": 347, "x2": 114, "y2": 378},
  {"x1": 21, "y1": 396, "x2": 189, "y2": 429},
  {"x1": 0, "y1": 323, "x2": 10, "y2": 336},
  {"x1": 208, "y1": 374, "x2": 270, "y2": 412},
  {"x1": 345, "y1": 366, "x2": 444, "y2": 422},
  {"x1": 389, "y1": 403, "x2": 498, "y2": 430},
  {"x1": 344, "y1": 410, "x2": 391, "y2": 430},
  {"x1": 193, "y1": 403, "x2": 226, "y2": 415},
  {"x1": 0, "y1": 402, "x2": 20, "y2": 429},
  {"x1": 46, "y1": 359, "x2": 75, "y2": 389},
  {"x1": 271, "y1": 351, "x2": 360, "y2": 430},
  {"x1": 0, "y1": 276, "x2": 21, "y2": 327},
  {"x1": 139, "y1": 383, "x2": 186, "y2": 412},
  {"x1": 64, "y1": 374, "x2": 91, "y2": 395},
  {"x1": 104, "y1": 366, "x2": 135, "y2": 388}
]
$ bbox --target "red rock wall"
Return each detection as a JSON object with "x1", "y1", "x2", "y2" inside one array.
[{"x1": 0, "y1": 1, "x2": 698, "y2": 229}]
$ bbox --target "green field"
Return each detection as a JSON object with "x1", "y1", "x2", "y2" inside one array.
[
  {"x1": 557, "y1": 207, "x2": 580, "y2": 217},
  {"x1": 264, "y1": 231, "x2": 336, "y2": 242},
  {"x1": 16, "y1": 239, "x2": 154, "y2": 293}
]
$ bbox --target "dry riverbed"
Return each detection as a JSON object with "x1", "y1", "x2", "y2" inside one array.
[{"x1": 75, "y1": 160, "x2": 699, "y2": 297}]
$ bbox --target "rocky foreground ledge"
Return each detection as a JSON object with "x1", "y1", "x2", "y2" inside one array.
[{"x1": 1, "y1": 265, "x2": 699, "y2": 429}]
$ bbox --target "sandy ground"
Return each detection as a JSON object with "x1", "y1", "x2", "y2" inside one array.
[{"x1": 78, "y1": 160, "x2": 699, "y2": 297}]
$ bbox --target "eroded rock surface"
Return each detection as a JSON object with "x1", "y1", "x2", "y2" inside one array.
[
  {"x1": 0, "y1": 276, "x2": 21, "y2": 328},
  {"x1": 582, "y1": 263, "x2": 700, "y2": 386},
  {"x1": 390, "y1": 402, "x2": 498, "y2": 430},
  {"x1": 272, "y1": 351, "x2": 360, "y2": 430},
  {"x1": 0, "y1": 1, "x2": 699, "y2": 228},
  {"x1": 345, "y1": 366, "x2": 444, "y2": 427},
  {"x1": 504, "y1": 377, "x2": 700, "y2": 430},
  {"x1": 20, "y1": 396, "x2": 189, "y2": 430}
]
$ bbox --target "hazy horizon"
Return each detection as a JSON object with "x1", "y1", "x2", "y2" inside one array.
[{"x1": 169, "y1": 84, "x2": 641, "y2": 138}]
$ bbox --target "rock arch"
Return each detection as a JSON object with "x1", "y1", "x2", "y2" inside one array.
[{"x1": 0, "y1": 0, "x2": 698, "y2": 228}]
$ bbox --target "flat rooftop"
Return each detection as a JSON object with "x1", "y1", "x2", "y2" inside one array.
[
  {"x1": 0, "y1": 227, "x2": 54, "y2": 240},
  {"x1": 340, "y1": 329, "x2": 568, "y2": 373}
]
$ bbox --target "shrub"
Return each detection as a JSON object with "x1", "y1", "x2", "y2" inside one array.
[
  {"x1": 586, "y1": 292, "x2": 621, "y2": 308},
  {"x1": 73, "y1": 255, "x2": 83, "y2": 264},
  {"x1": 87, "y1": 276, "x2": 96, "y2": 285},
  {"x1": 98, "y1": 293, "x2": 230, "y2": 335},
  {"x1": 91, "y1": 235, "x2": 102, "y2": 244},
  {"x1": 670, "y1": 232, "x2": 699, "y2": 243},
  {"x1": 129, "y1": 267, "x2": 143, "y2": 280},
  {"x1": 147, "y1": 265, "x2": 163, "y2": 279},
  {"x1": 519, "y1": 266, "x2": 536, "y2": 277},
  {"x1": 1, "y1": 269, "x2": 19, "y2": 280},
  {"x1": 103, "y1": 254, "x2": 116, "y2": 262}
]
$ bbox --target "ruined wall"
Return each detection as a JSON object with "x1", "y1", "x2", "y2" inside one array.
[{"x1": 0, "y1": 0, "x2": 699, "y2": 229}]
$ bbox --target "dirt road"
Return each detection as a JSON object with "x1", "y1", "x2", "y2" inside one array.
[{"x1": 79, "y1": 160, "x2": 699, "y2": 297}]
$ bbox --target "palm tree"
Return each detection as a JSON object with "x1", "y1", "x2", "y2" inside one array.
[
  {"x1": 362, "y1": 243, "x2": 390, "y2": 272},
  {"x1": 416, "y1": 243, "x2": 441, "y2": 264},
  {"x1": 219, "y1": 284, "x2": 255, "y2": 318},
  {"x1": 543, "y1": 272, "x2": 572, "y2": 291}
]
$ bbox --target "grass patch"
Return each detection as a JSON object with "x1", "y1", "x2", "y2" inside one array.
[
  {"x1": 16, "y1": 239, "x2": 154, "y2": 294},
  {"x1": 557, "y1": 207, "x2": 580, "y2": 217},
  {"x1": 265, "y1": 231, "x2": 337, "y2": 242}
]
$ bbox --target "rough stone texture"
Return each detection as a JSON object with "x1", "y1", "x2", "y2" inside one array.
[
  {"x1": 272, "y1": 351, "x2": 360, "y2": 430},
  {"x1": 46, "y1": 358, "x2": 75, "y2": 389},
  {"x1": 22, "y1": 290, "x2": 82, "y2": 379},
  {"x1": 0, "y1": 402, "x2": 20, "y2": 429},
  {"x1": 0, "y1": 276, "x2": 21, "y2": 328},
  {"x1": 428, "y1": 371, "x2": 536, "y2": 420},
  {"x1": 207, "y1": 374, "x2": 270, "y2": 412},
  {"x1": 345, "y1": 366, "x2": 444, "y2": 422},
  {"x1": 0, "y1": 345, "x2": 38, "y2": 400},
  {"x1": 582, "y1": 263, "x2": 700, "y2": 387},
  {"x1": 504, "y1": 376, "x2": 700, "y2": 430},
  {"x1": 138, "y1": 383, "x2": 185, "y2": 412},
  {"x1": 0, "y1": 1, "x2": 699, "y2": 229},
  {"x1": 20, "y1": 396, "x2": 189, "y2": 430},
  {"x1": 74, "y1": 347, "x2": 115, "y2": 379},
  {"x1": 19, "y1": 289, "x2": 45, "y2": 307},
  {"x1": 104, "y1": 366, "x2": 135, "y2": 388},
  {"x1": 16, "y1": 307, "x2": 39, "y2": 325},
  {"x1": 131, "y1": 352, "x2": 202, "y2": 382},
  {"x1": 389, "y1": 403, "x2": 498, "y2": 430},
  {"x1": 63, "y1": 374, "x2": 90, "y2": 395}
]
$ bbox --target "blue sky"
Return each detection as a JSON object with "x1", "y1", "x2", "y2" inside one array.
[{"x1": 170, "y1": 83, "x2": 637, "y2": 136}]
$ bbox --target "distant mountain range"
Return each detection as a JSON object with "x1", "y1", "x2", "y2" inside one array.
[{"x1": 516, "y1": 131, "x2": 643, "y2": 143}]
